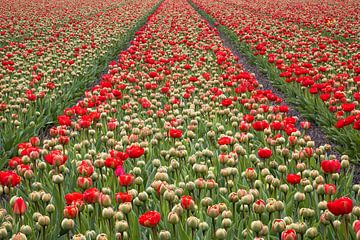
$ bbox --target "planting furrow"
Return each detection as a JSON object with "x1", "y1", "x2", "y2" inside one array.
[
  {"x1": 0, "y1": 0, "x2": 358, "y2": 239},
  {"x1": 0, "y1": 0, "x2": 161, "y2": 163}
]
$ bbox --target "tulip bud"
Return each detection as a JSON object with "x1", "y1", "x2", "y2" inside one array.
[
  {"x1": 353, "y1": 206, "x2": 360, "y2": 217},
  {"x1": 299, "y1": 208, "x2": 315, "y2": 218},
  {"x1": 186, "y1": 216, "x2": 200, "y2": 229},
  {"x1": 11, "y1": 233, "x2": 27, "y2": 240},
  {"x1": 0, "y1": 228, "x2": 7, "y2": 238},
  {"x1": 221, "y1": 210, "x2": 232, "y2": 219},
  {"x1": 73, "y1": 234, "x2": 86, "y2": 240},
  {"x1": 115, "y1": 220, "x2": 128, "y2": 233},
  {"x1": 251, "y1": 221, "x2": 263, "y2": 233},
  {"x1": 305, "y1": 227, "x2": 318, "y2": 239},
  {"x1": 102, "y1": 207, "x2": 114, "y2": 219},
  {"x1": 52, "y1": 174, "x2": 64, "y2": 184},
  {"x1": 221, "y1": 218, "x2": 232, "y2": 229},
  {"x1": 61, "y1": 218, "x2": 75, "y2": 230},
  {"x1": 20, "y1": 225, "x2": 32, "y2": 235},
  {"x1": 207, "y1": 205, "x2": 220, "y2": 218},
  {"x1": 332, "y1": 220, "x2": 341, "y2": 229},
  {"x1": 272, "y1": 219, "x2": 286, "y2": 232},
  {"x1": 38, "y1": 215, "x2": 50, "y2": 226},
  {"x1": 85, "y1": 230, "x2": 97, "y2": 240},
  {"x1": 294, "y1": 192, "x2": 305, "y2": 202},
  {"x1": 96, "y1": 233, "x2": 108, "y2": 240},
  {"x1": 168, "y1": 212, "x2": 180, "y2": 224},
  {"x1": 159, "y1": 230, "x2": 171, "y2": 240},
  {"x1": 215, "y1": 228, "x2": 227, "y2": 239}
]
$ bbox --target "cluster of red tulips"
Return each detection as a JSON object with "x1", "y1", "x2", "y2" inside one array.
[
  {"x1": 0, "y1": 0, "x2": 160, "y2": 161},
  {"x1": 191, "y1": 0, "x2": 360, "y2": 160},
  {"x1": 0, "y1": 0, "x2": 359, "y2": 239},
  {"x1": 216, "y1": 0, "x2": 360, "y2": 41}
]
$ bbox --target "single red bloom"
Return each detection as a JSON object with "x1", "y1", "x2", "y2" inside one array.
[
  {"x1": 63, "y1": 205, "x2": 78, "y2": 219},
  {"x1": 257, "y1": 148, "x2": 272, "y2": 159},
  {"x1": 327, "y1": 197, "x2": 353, "y2": 216},
  {"x1": 324, "y1": 184, "x2": 336, "y2": 195},
  {"x1": 0, "y1": 171, "x2": 21, "y2": 187},
  {"x1": 221, "y1": 98, "x2": 232, "y2": 107},
  {"x1": 64, "y1": 192, "x2": 83, "y2": 205},
  {"x1": 252, "y1": 120, "x2": 269, "y2": 131},
  {"x1": 44, "y1": 150, "x2": 67, "y2": 166},
  {"x1": 115, "y1": 192, "x2": 133, "y2": 203},
  {"x1": 13, "y1": 197, "x2": 26, "y2": 215},
  {"x1": 104, "y1": 157, "x2": 123, "y2": 169},
  {"x1": 83, "y1": 188, "x2": 100, "y2": 204},
  {"x1": 58, "y1": 115, "x2": 72, "y2": 126},
  {"x1": 169, "y1": 128, "x2": 183, "y2": 138},
  {"x1": 321, "y1": 160, "x2": 340, "y2": 173},
  {"x1": 118, "y1": 174, "x2": 134, "y2": 186},
  {"x1": 180, "y1": 195, "x2": 194, "y2": 210},
  {"x1": 286, "y1": 174, "x2": 301, "y2": 185},
  {"x1": 281, "y1": 229, "x2": 297, "y2": 240},
  {"x1": 77, "y1": 161, "x2": 94, "y2": 177},
  {"x1": 126, "y1": 145, "x2": 145, "y2": 159},
  {"x1": 217, "y1": 136, "x2": 231, "y2": 145},
  {"x1": 341, "y1": 103, "x2": 355, "y2": 112},
  {"x1": 138, "y1": 211, "x2": 161, "y2": 228}
]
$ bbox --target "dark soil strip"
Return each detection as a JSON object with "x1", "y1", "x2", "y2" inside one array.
[{"x1": 188, "y1": 0, "x2": 360, "y2": 183}]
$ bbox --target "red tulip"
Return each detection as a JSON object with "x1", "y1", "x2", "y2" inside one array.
[
  {"x1": 58, "y1": 115, "x2": 72, "y2": 126},
  {"x1": 281, "y1": 229, "x2": 297, "y2": 240},
  {"x1": 257, "y1": 148, "x2": 272, "y2": 159},
  {"x1": 321, "y1": 160, "x2": 340, "y2": 173},
  {"x1": 353, "y1": 220, "x2": 360, "y2": 234},
  {"x1": 77, "y1": 161, "x2": 94, "y2": 177},
  {"x1": 83, "y1": 188, "x2": 100, "y2": 204},
  {"x1": 221, "y1": 98, "x2": 232, "y2": 107},
  {"x1": 63, "y1": 205, "x2": 78, "y2": 219},
  {"x1": 341, "y1": 103, "x2": 355, "y2": 112},
  {"x1": 126, "y1": 145, "x2": 145, "y2": 159},
  {"x1": 13, "y1": 197, "x2": 26, "y2": 215},
  {"x1": 115, "y1": 192, "x2": 133, "y2": 203},
  {"x1": 181, "y1": 195, "x2": 194, "y2": 210},
  {"x1": 252, "y1": 120, "x2": 269, "y2": 131},
  {"x1": 64, "y1": 192, "x2": 83, "y2": 206},
  {"x1": 324, "y1": 184, "x2": 337, "y2": 195},
  {"x1": 327, "y1": 197, "x2": 353, "y2": 216},
  {"x1": 77, "y1": 177, "x2": 92, "y2": 189},
  {"x1": 104, "y1": 157, "x2": 123, "y2": 169},
  {"x1": 0, "y1": 171, "x2": 21, "y2": 187},
  {"x1": 217, "y1": 136, "x2": 231, "y2": 145},
  {"x1": 118, "y1": 174, "x2": 134, "y2": 186},
  {"x1": 286, "y1": 174, "x2": 301, "y2": 185},
  {"x1": 44, "y1": 150, "x2": 67, "y2": 166},
  {"x1": 169, "y1": 128, "x2": 183, "y2": 138},
  {"x1": 29, "y1": 137, "x2": 40, "y2": 146},
  {"x1": 138, "y1": 211, "x2": 161, "y2": 228}
]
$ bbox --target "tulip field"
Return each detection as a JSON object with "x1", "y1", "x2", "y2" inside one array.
[{"x1": 0, "y1": 0, "x2": 360, "y2": 239}]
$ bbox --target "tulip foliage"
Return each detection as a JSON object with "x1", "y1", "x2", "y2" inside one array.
[
  {"x1": 190, "y1": 0, "x2": 360, "y2": 161},
  {"x1": 0, "y1": 0, "x2": 359, "y2": 239}
]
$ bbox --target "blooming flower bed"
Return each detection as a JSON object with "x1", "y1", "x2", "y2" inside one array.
[
  {"x1": 0, "y1": 0, "x2": 358, "y2": 239},
  {"x1": 191, "y1": 0, "x2": 360, "y2": 161},
  {"x1": 0, "y1": 0, "x2": 160, "y2": 162},
  {"x1": 215, "y1": 0, "x2": 360, "y2": 42}
]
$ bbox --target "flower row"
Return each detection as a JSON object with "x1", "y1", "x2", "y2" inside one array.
[
  {"x1": 0, "y1": 0, "x2": 160, "y2": 161},
  {"x1": 1, "y1": 0, "x2": 358, "y2": 239}
]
